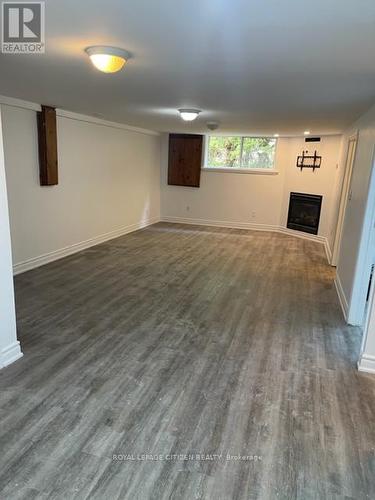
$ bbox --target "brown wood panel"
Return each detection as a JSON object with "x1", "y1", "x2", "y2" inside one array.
[
  {"x1": 37, "y1": 105, "x2": 58, "y2": 186},
  {"x1": 168, "y1": 133, "x2": 203, "y2": 187}
]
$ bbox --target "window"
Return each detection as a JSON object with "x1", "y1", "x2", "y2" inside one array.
[{"x1": 206, "y1": 136, "x2": 277, "y2": 170}]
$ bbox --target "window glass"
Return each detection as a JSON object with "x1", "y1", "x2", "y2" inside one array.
[
  {"x1": 241, "y1": 137, "x2": 276, "y2": 169},
  {"x1": 207, "y1": 136, "x2": 242, "y2": 168},
  {"x1": 207, "y1": 136, "x2": 276, "y2": 169}
]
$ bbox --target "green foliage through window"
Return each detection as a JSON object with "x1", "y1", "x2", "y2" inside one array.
[{"x1": 207, "y1": 136, "x2": 276, "y2": 169}]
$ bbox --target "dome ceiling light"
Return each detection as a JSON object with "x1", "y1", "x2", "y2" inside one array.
[
  {"x1": 85, "y1": 46, "x2": 131, "y2": 73},
  {"x1": 179, "y1": 109, "x2": 201, "y2": 121}
]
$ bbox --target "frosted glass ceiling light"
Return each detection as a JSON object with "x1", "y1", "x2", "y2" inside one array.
[
  {"x1": 179, "y1": 109, "x2": 201, "y2": 121},
  {"x1": 85, "y1": 46, "x2": 130, "y2": 73}
]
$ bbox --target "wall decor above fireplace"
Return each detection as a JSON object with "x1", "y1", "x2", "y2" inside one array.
[
  {"x1": 287, "y1": 192, "x2": 323, "y2": 235},
  {"x1": 296, "y1": 149, "x2": 322, "y2": 171}
]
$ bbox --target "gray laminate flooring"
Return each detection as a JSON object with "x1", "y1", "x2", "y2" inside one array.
[{"x1": 1, "y1": 222, "x2": 374, "y2": 500}]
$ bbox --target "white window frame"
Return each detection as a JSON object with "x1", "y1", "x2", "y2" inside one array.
[{"x1": 202, "y1": 135, "x2": 279, "y2": 175}]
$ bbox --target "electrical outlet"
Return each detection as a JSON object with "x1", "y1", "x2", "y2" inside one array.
[
  {"x1": 251, "y1": 211, "x2": 256, "y2": 219},
  {"x1": 186, "y1": 205, "x2": 190, "y2": 212}
]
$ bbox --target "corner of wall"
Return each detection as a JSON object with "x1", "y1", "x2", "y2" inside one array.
[
  {"x1": 0, "y1": 341, "x2": 23, "y2": 369},
  {"x1": 334, "y1": 271, "x2": 349, "y2": 321},
  {"x1": 358, "y1": 354, "x2": 375, "y2": 374},
  {"x1": 0, "y1": 105, "x2": 23, "y2": 369}
]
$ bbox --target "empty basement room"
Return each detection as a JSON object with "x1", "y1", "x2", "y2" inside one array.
[{"x1": 1, "y1": 1, "x2": 375, "y2": 499}]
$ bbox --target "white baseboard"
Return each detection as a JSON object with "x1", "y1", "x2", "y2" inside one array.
[
  {"x1": 13, "y1": 216, "x2": 160, "y2": 275},
  {"x1": 12, "y1": 214, "x2": 332, "y2": 274},
  {"x1": 161, "y1": 215, "x2": 280, "y2": 233},
  {"x1": 0, "y1": 341, "x2": 23, "y2": 369},
  {"x1": 324, "y1": 240, "x2": 333, "y2": 265},
  {"x1": 161, "y1": 216, "x2": 329, "y2": 255},
  {"x1": 334, "y1": 273, "x2": 349, "y2": 320},
  {"x1": 358, "y1": 354, "x2": 375, "y2": 374},
  {"x1": 277, "y1": 226, "x2": 327, "y2": 245}
]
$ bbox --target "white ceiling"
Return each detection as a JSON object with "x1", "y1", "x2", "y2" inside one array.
[{"x1": 0, "y1": 0, "x2": 375, "y2": 135}]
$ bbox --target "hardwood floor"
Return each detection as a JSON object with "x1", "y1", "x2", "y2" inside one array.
[{"x1": 1, "y1": 222, "x2": 374, "y2": 499}]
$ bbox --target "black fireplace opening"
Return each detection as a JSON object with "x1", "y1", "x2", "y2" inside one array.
[{"x1": 287, "y1": 192, "x2": 323, "y2": 235}]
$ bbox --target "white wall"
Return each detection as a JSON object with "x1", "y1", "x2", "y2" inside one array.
[
  {"x1": 2, "y1": 103, "x2": 161, "y2": 273},
  {"x1": 336, "y1": 103, "x2": 375, "y2": 324},
  {"x1": 279, "y1": 136, "x2": 344, "y2": 250},
  {"x1": 359, "y1": 271, "x2": 375, "y2": 373},
  {"x1": 161, "y1": 134, "x2": 286, "y2": 228},
  {"x1": 0, "y1": 108, "x2": 23, "y2": 368},
  {"x1": 161, "y1": 134, "x2": 343, "y2": 252}
]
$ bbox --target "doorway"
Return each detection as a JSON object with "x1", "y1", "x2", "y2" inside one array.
[
  {"x1": 349, "y1": 148, "x2": 375, "y2": 327},
  {"x1": 331, "y1": 134, "x2": 358, "y2": 266}
]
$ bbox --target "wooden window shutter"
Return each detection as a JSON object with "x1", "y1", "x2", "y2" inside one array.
[{"x1": 168, "y1": 134, "x2": 203, "y2": 187}]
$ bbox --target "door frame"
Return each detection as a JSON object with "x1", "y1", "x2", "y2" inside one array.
[
  {"x1": 348, "y1": 146, "x2": 375, "y2": 326},
  {"x1": 331, "y1": 133, "x2": 358, "y2": 266}
]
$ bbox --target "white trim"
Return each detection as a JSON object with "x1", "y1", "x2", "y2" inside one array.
[
  {"x1": 0, "y1": 341, "x2": 23, "y2": 369},
  {"x1": 334, "y1": 273, "x2": 349, "y2": 320},
  {"x1": 0, "y1": 94, "x2": 159, "y2": 137},
  {"x1": 56, "y1": 109, "x2": 160, "y2": 137},
  {"x1": 201, "y1": 167, "x2": 279, "y2": 175},
  {"x1": 331, "y1": 133, "x2": 358, "y2": 266},
  {"x1": 347, "y1": 146, "x2": 375, "y2": 326},
  {"x1": 358, "y1": 354, "x2": 375, "y2": 374},
  {"x1": 358, "y1": 252, "x2": 375, "y2": 366},
  {"x1": 204, "y1": 132, "x2": 343, "y2": 138},
  {"x1": 162, "y1": 216, "x2": 280, "y2": 233},
  {"x1": 13, "y1": 216, "x2": 160, "y2": 275},
  {"x1": 0, "y1": 95, "x2": 41, "y2": 111},
  {"x1": 277, "y1": 226, "x2": 327, "y2": 244},
  {"x1": 161, "y1": 216, "x2": 329, "y2": 251},
  {"x1": 324, "y1": 239, "x2": 333, "y2": 265}
]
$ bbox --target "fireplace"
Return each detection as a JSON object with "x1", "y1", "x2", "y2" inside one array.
[{"x1": 287, "y1": 192, "x2": 322, "y2": 235}]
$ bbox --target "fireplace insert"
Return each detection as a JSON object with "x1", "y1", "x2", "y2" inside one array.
[{"x1": 287, "y1": 192, "x2": 322, "y2": 235}]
